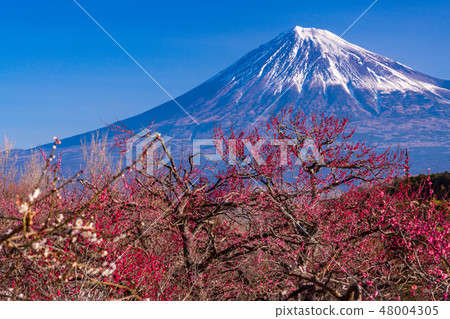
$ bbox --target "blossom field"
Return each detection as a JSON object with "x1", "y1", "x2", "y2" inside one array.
[{"x1": 0, "y1": 112, "x2": 448, "y2": 301}]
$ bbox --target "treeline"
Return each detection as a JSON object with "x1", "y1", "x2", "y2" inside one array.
[{"x1": 393, "y1": 171, "x2": 450, "y2": 200}]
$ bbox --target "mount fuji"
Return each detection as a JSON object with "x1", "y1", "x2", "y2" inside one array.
[{"x1": 18, "y1": 26, "x2": 450, "y2": 173}]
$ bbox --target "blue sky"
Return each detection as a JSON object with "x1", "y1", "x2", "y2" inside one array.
[{"x1": 1, "y1": 0, "x2": 449, "y2": 149}]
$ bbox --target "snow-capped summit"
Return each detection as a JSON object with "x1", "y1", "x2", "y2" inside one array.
[
  {"x1": 291, "y1": 26, "x2": 346, "y2": 44},
  {"x1": 203, "y1": 25, "x2": 449, "y2": 120},
  {"x1": 287, "y1": 26, "x2": 448, "y2": 96},
  {"x1": 24, "y1": 26, "x2": 450, "y2": 173}
]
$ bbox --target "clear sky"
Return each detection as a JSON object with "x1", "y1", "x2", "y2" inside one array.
[{"x1": 1, "y1": 0, "x2": 449, "y2": 149}]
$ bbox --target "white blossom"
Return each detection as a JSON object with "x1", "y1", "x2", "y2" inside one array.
[
  {"x1": 18, "y1": 204, "x2": 29, "y2": 213},
  {"x1": 33, "y1": 189, "x2": 41, "y2": 199}
]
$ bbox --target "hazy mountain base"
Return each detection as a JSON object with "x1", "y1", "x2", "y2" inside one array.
[{"x1": 11, "y1": 129, "x2": 449, "y2": 177}]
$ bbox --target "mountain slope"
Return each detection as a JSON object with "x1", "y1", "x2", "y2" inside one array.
[{"x1": 23, "y1": 26, "x2": 450, "y2": 173}]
